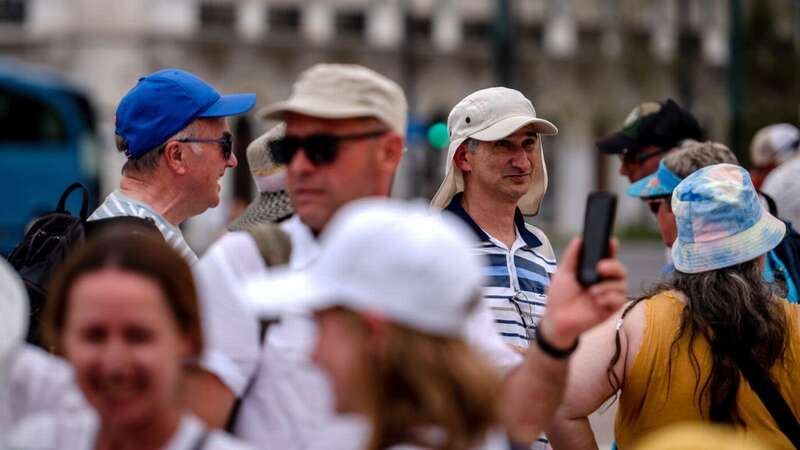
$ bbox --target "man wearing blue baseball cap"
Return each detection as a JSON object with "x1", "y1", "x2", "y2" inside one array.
[
  {"x1": 86, "y1": 69, "x2": 255, "y2": 428},
  {"x1": 89, "y1": 68, "x2": 256, "y2": 265}
]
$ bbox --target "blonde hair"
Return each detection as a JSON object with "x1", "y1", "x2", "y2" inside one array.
[{"x1": 337, "y1": 309, "x2": 500, "y2": 450}]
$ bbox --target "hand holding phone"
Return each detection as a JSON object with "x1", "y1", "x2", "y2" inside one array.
[{"x1": 578, "y1": 192, "x2": 617, "y2": 286}]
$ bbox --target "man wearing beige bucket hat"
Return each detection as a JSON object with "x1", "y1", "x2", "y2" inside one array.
[
  {"x1": 431, "y1": 87, "x2": 559, "y2": 348},
  {"x1": 431, "y1": 87, "x2": 560, "y2": 449}
]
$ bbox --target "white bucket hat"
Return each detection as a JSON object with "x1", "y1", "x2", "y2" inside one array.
[
  {"x1": 259, "y1": 63, "x2": 408, "y2": 138},
  {"x1": 430, "y1": 87, "x2": 558, "y2": 216},
  {"x1": 749, "y1": 123, "x2": 800, "y2": 168},
  {"x1": 241, "y1": 198, "x2": 483, "y2": 337}
]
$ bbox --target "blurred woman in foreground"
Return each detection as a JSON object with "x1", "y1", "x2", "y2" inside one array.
[
  {"x1": 549, "y1": 164, "x2": 800, "y2": 449},
  {"x1": 5, "y1": 232, "x2": 252, "y2": 450}
]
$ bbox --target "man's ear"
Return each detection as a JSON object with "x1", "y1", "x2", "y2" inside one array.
[
  {"x1": 377, "y1": 132, "x2": 404, "y2": 173},
  {"x1": 163, "y1": 141, "x2": 190, "y2": 175},
  {"x1": 453, "y1": 144, "x2": 472, "y2": 173}
]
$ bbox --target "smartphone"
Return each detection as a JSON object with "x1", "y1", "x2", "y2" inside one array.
[{"x1": 578, "y1": 192, "x2": 617, "y2": 286}]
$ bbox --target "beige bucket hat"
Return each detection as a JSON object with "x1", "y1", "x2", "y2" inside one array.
[{"x1": 430, "y1": 87, "x2": 558, "y2": 216}]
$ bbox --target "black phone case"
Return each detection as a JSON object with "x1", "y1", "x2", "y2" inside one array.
[{"x1": 578, "y1": 192, "x2": 617, "y2": 286}]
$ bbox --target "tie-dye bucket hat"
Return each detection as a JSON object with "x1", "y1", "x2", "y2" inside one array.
[
  {"x1": 671, "y1": 163, "x2": 786, "y2": 273},
  {"x1": 627, "y1": 159, "x2": 683, "y2": 198}
]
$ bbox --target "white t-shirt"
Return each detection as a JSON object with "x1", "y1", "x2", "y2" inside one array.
[
  {"x1": 193, "y1": 232, "x2": 263, "y2": 396},
  {"x1": 4, "y1": 411, "x2": 253, "y2": 450},
  {"x1": 3, "y1": 345, "x2": 85, "y2": 429},
  {"x1": 233, "y1": 216, "x2": 522, "y2": 450}
]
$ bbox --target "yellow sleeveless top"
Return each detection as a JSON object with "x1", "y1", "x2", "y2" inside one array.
[{"x1": 614, "y1": 291, "x2": 800, "y2": 449}]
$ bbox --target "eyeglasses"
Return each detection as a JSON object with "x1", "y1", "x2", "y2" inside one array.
[
  {"x1": 509, "y1": 291, "x2": 536, "y2": 341},
  {"x1": 177, "y1": 134, "x2": 234, "y2": 160},
  {"x1": 270, "y1": 129, "x2": 389, "y2": 166},
  {"x1": 622, "y1": 146, "x2": 668, "y2": 165}
]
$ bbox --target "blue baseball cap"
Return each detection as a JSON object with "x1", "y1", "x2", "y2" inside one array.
[
  {"x1": 627, "y1": 159, "x2": 683, "y2": 199},
  {"x1": 116, "y1": 68, "x2": 256, "y2": 159}
]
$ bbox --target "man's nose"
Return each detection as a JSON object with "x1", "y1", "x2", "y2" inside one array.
[
  {"x1": 288, "y1": 147, "x2": 316, "y2": 176},
  {"x1": 227, "y1": 152, "x2": 238, "y2": 169},
  {"x1": 510, "y1": 147, "x2": 532, "y2": 171}
]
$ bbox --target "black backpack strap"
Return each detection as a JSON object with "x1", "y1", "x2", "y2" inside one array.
[
  {"x1": 736, "y1": 352, "x2": 800, "y2": 447},
  {"x1": 56, "y1": 183, "x2": 89, "y2": 221}
]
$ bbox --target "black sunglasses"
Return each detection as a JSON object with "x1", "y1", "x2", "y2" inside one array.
[
  {"x1": 623, "y1": 146, "x2": 668, "y2": 164},
  {"x1": 177, "y1": 134, "x2": 234, "y2": 160},
  {"x1": 645, "y1": 197, "x2": 670, "y2": 214},
  {"x1": 270, "y1": 129, "x2": 389, "y2": 166}
]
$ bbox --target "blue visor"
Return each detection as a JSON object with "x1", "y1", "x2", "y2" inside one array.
[{"x1": 627, "y1": 160, "x2": 683, "y2": 198}]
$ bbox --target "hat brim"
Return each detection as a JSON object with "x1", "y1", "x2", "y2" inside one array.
[
  {"x1": 258, "y1": 99, "x2": 405, "y2": 137},
  {"x1": 259, "y1": 99, "x2": 381, "y2": 124},
  {"x1": 671, "y1": 210, "x2": 786, "y2": 274},
  {"x1": 242, "y1": 269, "x2": 338, "y2": 320},
  {"x1": 596, "y1": 131, "x2": 640, "y2": 154},
  {"x1": 627, "y1": 172, "x2": 673, "y2": 198},
  {"x1": 470, "y1": 116, "x2": 558, "y2": 142},
  {"x1": 198, "y1": 93, "x2": 257, "y2": 118}
]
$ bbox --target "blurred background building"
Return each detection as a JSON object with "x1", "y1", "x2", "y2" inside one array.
[{"x1": 0, "y1": 0, "x2": 798, "y2": 255}]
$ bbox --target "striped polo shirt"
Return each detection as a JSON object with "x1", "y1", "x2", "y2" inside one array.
[
  {"x1": 445, "y1": 194, "x2": 557, "y2": 349},
  {"x1": 88, "y1": 190, "x2": 199, "y2": 265}
]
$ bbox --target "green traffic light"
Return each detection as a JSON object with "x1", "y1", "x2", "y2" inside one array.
[{"x1": 427, "y1": 122, "x2": 449, "y2": 150}]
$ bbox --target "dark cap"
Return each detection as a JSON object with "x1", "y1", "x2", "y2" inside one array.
[{"x1": 596, "y1": 99, "x2": 703, "y2": 156}]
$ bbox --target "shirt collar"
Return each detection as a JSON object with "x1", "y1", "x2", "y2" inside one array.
[{"x1": 444, "y1": 192, "x2": 542, "y2": 248}]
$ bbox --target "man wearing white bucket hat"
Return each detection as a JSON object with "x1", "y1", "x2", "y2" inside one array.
[
  {"x1": 431, "y1": 88, "x2": 559, "y2": 349},
  {"x1": 431, "y1": 87, "x2": 560, "y2": 449}
]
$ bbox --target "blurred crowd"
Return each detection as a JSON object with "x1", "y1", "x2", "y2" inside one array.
[{"x1": 1, "y1": 63, "x2": 799, "y2": 450}]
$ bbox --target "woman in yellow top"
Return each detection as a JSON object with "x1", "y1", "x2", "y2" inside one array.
[{"x1": 547, "y1": 163, "x2": 800, "y2": 450}]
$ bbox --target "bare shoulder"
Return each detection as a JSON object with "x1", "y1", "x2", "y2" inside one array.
[{"x1": 619, "y1": 299, "x2": 648, "y2": 372}]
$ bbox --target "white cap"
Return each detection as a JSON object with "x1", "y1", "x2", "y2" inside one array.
[
  {"x1": 259, "y1": 63, "x2": 408, "y2": 138},
  {"x1": 749, "y1": 123, "x2": 800, "y2": 167},
  {"x1": 0, "y1": 258, "x2": 28, "y2": 409},
  {"x1": 430, "y1": 87, "x2": 558, "y2": 216},
  {"x1": 242, "y1": 199, "x2": 483, "y2": 337}
]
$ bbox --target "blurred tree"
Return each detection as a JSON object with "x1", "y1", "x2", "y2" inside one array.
[{"x1": 735, "y1": 0, "x2": 800, "y2": 164}]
